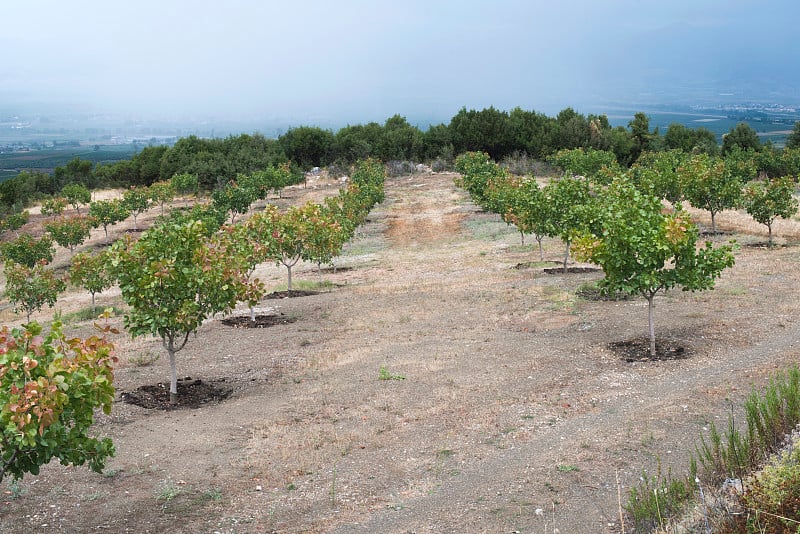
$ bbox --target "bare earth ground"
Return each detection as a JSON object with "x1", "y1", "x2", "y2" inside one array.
[{"x1": 2, "y1": 172, "x2": 800, "y2": 533}]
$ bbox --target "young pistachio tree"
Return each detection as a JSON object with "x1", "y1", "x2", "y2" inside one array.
[
  {"x1": 0, "y1": 211, "x2": 30, "y2": 237},
  {"x1": 742, "y1": 177, "x2": 799, "y2": 247},
  {"x1": 680, "y1": 154, "x2": 742, "y2": 234},
  {"x1": 212, "y1": 181, "x2": 257, "y2": 224},
  {"x1": 4, "y1": 260, "x2": 66, "y2": 323},
  {"x1": 170, "y1": 172, "x2": 199, "y2": 200},
  {"x1": 548, "y1": 147, "x2": 622, "y2": 184},
  {"x1": 111, "y1": 219, "x2": 260, "y2": 401},
  {"x1": 147, "y1": 180, "x2": 176, "y2": 216},
  {"x1": 629, "y1": 149, "x2": 687, "y2": 207},
  {"x1": 69, "y1": 250, "x2": 115, "y2": 313},
  {"x1": 41, "y1": 198, "x2": 68, "y2": 219},
  {"x1": 0, "y1": 233, "x2": 55, "y2": 267},
  {"x1": 218, "y1": 220, "x2": 272, "y2": 322},
  {"x1": 269, "y1": 205, "x2": 311, "y2": 292},
  {"x1": 44, "y1": 215, "x2": 97, "y2": 255},
  {"x1": 541, "y1": 176, "x2": 598, "y2": 273},
  {"x1": 513, "y1": 178, "x2": 555, "y2": 261},
  {"x1": 89, "y1": 198, "x2": 130, "y2": 242},
  {"x1": 301, "y1": 202, "x2": 346, "y2": 274},
  {"x1": 121, "y1": 187, "x2": 151, "y2": 231},
  {"x1": 572, "y1": 178, "x2": 735, "y2": 357},
  {"x1": 61, "y1": 183, "x2": 91, "y2": 214},
  {"x1": 0, "y1": 319, "x2": 116, "y2": 484}
]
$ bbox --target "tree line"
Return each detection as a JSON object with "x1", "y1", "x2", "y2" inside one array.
[{"x1": 4, "y1": 106, "x2": 800, "y2": 215}]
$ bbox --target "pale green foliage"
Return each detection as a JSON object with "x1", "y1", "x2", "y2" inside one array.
[
  {"x1": 572, "y1": 177, "x2": 735, "y2": 356},
  {"x1": 454, "y1": 151, "x2": 507, "y2": 208},
  {"x1": 110, "y1": 220, "x2": 261, "y2": 396},
  {"x1": 548, "y1": 147, "x2": 622, "y2": 184},
  {"x1": 89, "y1": 198, "x2": 129, "y2": 240},
  {"x1": 147, "y1": 181, "x2": 175, "y2": 216},
  {"x1": 170, "y1": 172, "x2": 198, "y2": 197},
  {"x1": 542, "y1": 176, "x2": 598, "y2": 271},
  {"x1": 44, "y1": 215, "x2": 96, "y2": 253},
  {"x1": 121, "y1": 187, "x2": 151, "y2": 230},
  {"x1": 0, "y1": 320, "x2": 116, "y2": 483},
  {"x1": 630, "y1": 149, "x2": 687, "y2": 205},
  {"x1": 60, "y1": 183, "x2": 91, "y2": 213},
  {"x1": 680, "y1": 153, "x2": 742, "y2": 233},
  {"x1": 0, "y1": 211, "x2": 30, "y2": 236},
  {"x1": 0, "y1": 233, "x2": 55, "y2": 267},
  {"x1": 69, "y1": 250, "x2": 115, "y2": 312},
  {"x1": 40, "y1": 198, "x2": 68, "y2": 218},
  {"x1": 4, "y1": 260, "x2": 66, "y2": 322},
  {"x1": 742, "y1": 177, "x2": 799, "y2": 246},
  {"x1": 212, "y1": 181, "x2": 257, "y2": 223}
]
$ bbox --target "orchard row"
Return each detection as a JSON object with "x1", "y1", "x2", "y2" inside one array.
[
  {"x1": 455, "y1": 148, "x2": 798, "y2": 357},
  {"x1": 0, "y1": 159, "x2": 384, "y2": 484}
]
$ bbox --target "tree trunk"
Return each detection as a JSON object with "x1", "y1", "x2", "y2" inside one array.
[
  {"x1": 563, "y1": 241, "x2": 570, "y2": 273},
  {"x1": 768, "y1": 223, "x2": 773, "y2": 247},
  {"x1": 164, "y1": 337, "x2": 178, "y2": 404},
  {"x1": 537, "y1": 237, "x2": 544, "y2": 262},
  {"x1": 91, "y1": 292, "x2": 96, "y2": 314},
  {"x1": 520, "y1": 231, "x2": 525, "y2": 246},
  {"x1": 710, "y1": 211, "x2": 716, "y2": 234},
  {"x1": 250, "y1": 305, "x2": 256, "y2": 323},
  {"x1": 648, "y1": 293, "x2": 657, "y2": 357},
  {"x1": 287, "y1": 265, "x2": 293, "y2": 292}
]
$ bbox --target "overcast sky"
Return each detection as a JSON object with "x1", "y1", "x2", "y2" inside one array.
[{"x1": 2, "y1": 0, "x2": 798, "y2": 126}]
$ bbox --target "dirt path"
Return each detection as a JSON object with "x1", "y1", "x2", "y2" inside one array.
[{"x1": 2, "y1": 172, "x2": 799, "y2": 533}]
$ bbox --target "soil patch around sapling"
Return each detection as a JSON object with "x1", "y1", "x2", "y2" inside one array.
[
  {"x1": 120, "y1": 377, "x2": 232, "y2": 410},
  {"x1": 514, "y1": 261, "x2": 561, "y2": 270},
  {"x1": 743, "y1": 241, "x2": 788, "y2": 249},
  {"x1": 317, "y1": 266, "x2": 354, "y2": 274},
  {"x1": 220, "y1": 314, "x2": 298, "y2": 328},
  {"x1": 543, "y1": 266, "x2": 601, "y2": 274},
  {"x1": 575, "y1": 284, "x2": 633, "y2": 301},
  {"x1": 608, "y1": 338, "x2": 692, "y2": 362},
  {"x1": 264, "y1": 289, "x2": 319, "y2": 299},
  {"x1": 698, "y1": 228, "x2": 734, "y2": 237}
]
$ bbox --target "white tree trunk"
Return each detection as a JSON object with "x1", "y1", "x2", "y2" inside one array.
[{"x1": 648, "y1": 294, "x2": 657, "y2": 357}]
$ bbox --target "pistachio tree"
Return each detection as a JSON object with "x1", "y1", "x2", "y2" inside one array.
[
  {"x1": 121, "y1": 187, "x2": 151, "y2": 231},
  {"x1": 44, "y1": 215, "x2": 97, "y2": 254},
  {"x1": 513, "y1": 178, "x2": 555, "y2": 261},
  {"x1": 89, "y1": 198, "x2": 130, "y2": 242},
  {"x1": 69, "y1": 250, "x2": 115, "y2": 313},
  {"x1": 680, "y1": 154, "x2": 742, "y2": 233},
  {"x1": 0, "y1": 211, "x2": 30, "y2": 237},
  {"x1": 542, "y1": 176, "x2": 597, "y2": 272},
  {"x1": 4, "y1": 260, "x2": 66, "y2": 323},
  {"x1": 573, "y1": 178, "x2": 735, "y2": 357},
  {"x1": 147, "y1": 180, "x2": 175, "y2": 216},
  {"x1": 0, "y1": 234, "x2": 55, "y2": 267},
  {"x1": 61, "y1": 183, "x2": 91, "y2": 214},
  {"x1": 742, "y1": 177, "x2": 799, "y2": 247},
  {"x1": 40, "y1": 198, "x2": 68, "y2": 219},
  {"x1": 111, "y1": 220, "x2": 260, "y2": 401},
  {"x1": 0, "y1": 319, "x2": 116, "y2": 483}
]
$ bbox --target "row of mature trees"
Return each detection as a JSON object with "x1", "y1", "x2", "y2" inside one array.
[
  {"x1": 456, "y1": 147, "x2": 798, "y2": 356},
  {"x1": 546, "y1": 146, "x2": 800, "y2": 243},
  {"x1": 0, "y1": 159, "x2": 385, "y2": 484},
  {"x1": 7, "y1": 106, "x2": 800, "y2": 214}
]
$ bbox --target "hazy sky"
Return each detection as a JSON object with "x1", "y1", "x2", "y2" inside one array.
[{"x1": 2, "y1": 0, "x2": 798, "y2": 126}]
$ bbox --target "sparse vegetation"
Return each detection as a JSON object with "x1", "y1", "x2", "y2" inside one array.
[{"x1": 378, "y1": 366, "x2": 406, "y2": 381}]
